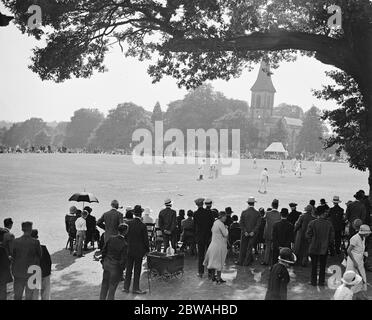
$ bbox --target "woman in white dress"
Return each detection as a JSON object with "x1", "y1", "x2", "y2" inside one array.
[
  {"x1": 203, "y1": 211, "x2": 229, "y2": 284},
  {"x1": 346, "y1": 224, "x2": 371, "y2": 298}
]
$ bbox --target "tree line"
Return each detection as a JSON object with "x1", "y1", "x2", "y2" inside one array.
[{"x1": 0, "y1": 85, "x2": 328, "y2": 156}]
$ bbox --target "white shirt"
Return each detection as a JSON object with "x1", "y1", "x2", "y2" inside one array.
[
  {"x1": 333, "y1": 284, "x2": 353, "y2": 300},
  {"x1": 260, "y1": 170, "x2": 268, "y2": 180},
  {"x1": 75, "y1": 217, "x2": 87, "y2": 231},
  {"x1": 349, "y1": 233, "x2": 365, "y2": 255}
]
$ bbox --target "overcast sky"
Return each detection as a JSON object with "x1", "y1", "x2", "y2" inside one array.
[{"x1": 0, "y1": 5, "x2": 339, "y2": 123}]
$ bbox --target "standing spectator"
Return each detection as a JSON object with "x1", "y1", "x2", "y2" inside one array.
[
  {"x1": 346, "y1": 191, "x2": 367, "y2": 236},
  {"x1": 180, "y1": 211, "x2": 196, "y2": 255},
  {"x1": 0, "y1": 231, "x2": 12, "y2": 300},
  {"x1": 265, "y1": 248, "x2": 296, "y2": 300},
  {"x1": 203, "y1": 211, "x2": 229, "y2": 284},
  {"x1": 11, "y1": 221, "x2": 41, "y2": 300},
  {"x1": 74, "y1": 210, "x2": 88, "y2": 257},
  {"x1": 30, "y1": 229, "x2": 52, "y2": 300},
  {"x1": 309, "y1": 200, "x2": 316, "y2": 215},
  {"x1": 272, "y1": 209, "x2": 294, "y2": 265},
  {"x1": 287, "y1": 203, "x2": 301, "y2": 226},
  {"x1": 158, "y1": 199, "x2": 177, "y2": 252},
  {"x1": 254, "y1": 208, "x2": 266, "y2": 254},
  {"x1": 1, "y1": 218, "x2": 14, "y2": 256},
  {"x1": 123, "y1": 206, "x2": 149, "y2": 294},
  {"x1": 100, "y1": 223, "x2": 128, "y2": 300},
  {"x1": 205, "y1": 199, "x2": 217, "y2": 219},
  {"x1": 262, "y1": 199, "x2": 281, "y2": 265},
  {"x1": 84, "y1": 206, "x2": 97, "y2": 251},
  {"x1": 317, "y1": 199, "x2": 330, "y2": 215},
  {"x1": 97, "y1": 200, "x2": 124, "y2": 244},
  {"x1": 294, "y1": 205, "x2": 317, "y2": 267},
  {"x1": 154, "y1": 218, "x2": 163, "y2": 252},
  {"x1": 306, "y1": 207, "x2": 335, "y2": 286},
  {"x1": 346, "y1": 224, "x2": 371, "y2": 299},
  {"x1": 328, "y1": 196, "x2": 345, "y2": 255},
  {"x1": 65, "y1": 206, "x2": 78, "y2": 252},
  {"x1": 238, "y1": 197, "x2": 262, "y2": 266},
  {"x1": 359, "y1": 190, "x2": 371, "y2": 226},
  {"x1": 225, "y1": 207, "x2": 234, "y2": 227},
  {"x1": 176, "y1": 210, "x2": 185, "y2": 244},
  {"x1": 193, "y1": 198, "x2": 215, "y2": 278}
]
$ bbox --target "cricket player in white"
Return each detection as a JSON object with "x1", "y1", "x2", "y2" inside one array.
[
  {"x1": 197, "y1": 160, "x2": 205, "y2": 180},
  {"x1": 258, "y1": 168, "x2": 269, "y2": 193},
  {"x1": 295, "y1": 160, "x2": 302, "y2": 178}
]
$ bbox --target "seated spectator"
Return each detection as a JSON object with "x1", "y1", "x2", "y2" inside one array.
[
  {"x1": 31, "y1": 229, "x2": 52, "y2": 300},
  {"x1": 229, "y1": 215, "x2": 241, "y2": 245}
]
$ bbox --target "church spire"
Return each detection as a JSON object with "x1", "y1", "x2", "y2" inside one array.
[{"x1": 251, "y1": 61, "x2": 276, "y2": 93}]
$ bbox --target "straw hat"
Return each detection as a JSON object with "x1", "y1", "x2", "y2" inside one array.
[
  {"x1": 359, "y1": 224, "x2": 371, "y2": 235},
  {"x1": 332, "y1": 196, "x2": 342, "y2": 204},
  {"x1": 247, "y1": 197, "x2": 256, "y2": 203},
  {"x1": 164, "y1": 198, "x2": 172, "y2": 206},
  {"x1": 341, "y1": 270, "x2": 362, "y2": 285},
  {"x1": 278, "y1": 247, "x2": 296, "y2": 264}
]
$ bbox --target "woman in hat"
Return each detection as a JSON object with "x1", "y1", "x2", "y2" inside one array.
[
  {"x1": 203, "y1": 211, "x2": 229, "y2": 284},
  {"x1": 265, "y1": 247, "x2": 296, "y2": 300},
  {"x1": 294, "y1": 205, "x2": 317, "y2": 266},
  {"x1": 333, "y1": 270, "x2": 362, "y2": 300},
  {"x1": 65, "y1": 206, "x2": 78, "y2": 252},
  {"x1": 346, "y1": 224, "x2": 371, "y2": 296}
]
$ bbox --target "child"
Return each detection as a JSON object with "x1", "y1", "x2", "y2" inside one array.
[
  {"x1": 333, "y1": 270, "x2": 362, "y2": 300},
  {"x1": 265, "y1": 247, "x2": 296, "y2": 300}
]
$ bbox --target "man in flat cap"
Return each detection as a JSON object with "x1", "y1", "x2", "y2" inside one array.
[
  {"x1": 193, "y1": 198, "x2": 215, "y2": 277},
  {"x1": 158, "y1": 199, "x2": 177, "y2": 253}
]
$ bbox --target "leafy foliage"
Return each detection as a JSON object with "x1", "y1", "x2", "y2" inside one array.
[
  {"x1": 268, "y1": 118, "x2": 288, "y2": 145},
  {"x1": 273, "y1": 103, "x2": 304, "y2": 119}
]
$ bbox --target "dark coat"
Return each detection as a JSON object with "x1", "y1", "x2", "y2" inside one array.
[
  {"x1": 294, "y1": 213, "x2": 316, "y2": 257},
  {"x1": 306, "y1": 217, "x2": 335, "y2": 255},
  {"x1": 158, "y1": 207, "x2": 177, "y2": 234},
  {"x1": 85, "y1": 214, "x2": 97, "y2": 239},
  {"x1": 11, "y1": 235, "x2": 41, "y2": 279},
  {"x1": 126, "y1": 218, "x2": 149, "y2": 258},
  {"x1": 193, "y1": 207, "x2": 215, "y2": 243},
  {"x1": 102, "y1": 235, "x2": 128, "y2": 272},
  {"x1": 40, "y1": 245, "x2": 52, "y2": 278},
  {"x1": 225, "y1": 215, "x2": 233, "y2": 228},
  {"x1": 1, "y1": 228, "x2": 14, "y2": 256},
  {"x1": 265, "y1": 263, "x2": 290, "y2": 300},
  {"x1": 346, "y1": 200, "x2": 366, "y2": 225},
  {"x1": 97, "y1": 209, "x2": 124, "y2": 242},
  {"x1": 272, "y1": 219, "x2": 294, "y2": 249},
  {"x1": 0, "y1": 246, "x2": 12, "y2": 285},
  {"x1": 328, "y1": 205, "x2": 345, "y2": 232},
  {"x1": 65, "y1": 214, "x2": 77, "y2": 238},
  {"x1": 239, "y1": 207, "x2": 262, "y2": 236},
  {"x1": 287, "y1": 210, "x2": 301, "y2": 225},
  {"x1": 264, "y1": 210, "x2": 281, "y2": 241}
]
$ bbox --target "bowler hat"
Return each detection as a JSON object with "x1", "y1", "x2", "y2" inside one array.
[
  {"x1": 280, "y1": 208, "x2": 289, "y2": 217},
  {"x1": 225, "y1": 207, "x2": 233, "y2": 214},
  {"x1": 320, "y1": 198, "x2": 327, "y2": 205},
  {"x1": 205, "y1": 198, "x2": 212, "y2": 205},
  {"x1": 289, "y1": 203, "x2": 297, "y2": 208},
  {"x1": 354, "y1": 190, "x2": 364, "y2": 199},
  {"x1": 134, "y1": 205, "x2": 144, "y2": 214},
  {"x1": 278, "y1": 247, "x2": 296, "y2": 264}
]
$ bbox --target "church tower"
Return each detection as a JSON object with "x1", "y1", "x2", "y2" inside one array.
[{"x1": 250, "y1": 61, "x2": 276, "y2": 125}]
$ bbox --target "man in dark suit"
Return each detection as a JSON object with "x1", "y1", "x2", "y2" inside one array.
[
  {"x1": 238, "y1": 197, "x2": 262, "y2": 266},
  {"x1": 1, "y1": 218, "x2": 14, "y2": 256},
  {"x1": 287, "y1": 203, "x2": 301, "y2": 226},
  {"x1": 193, "y1": 198, "x2": 215, "y2": 278},
  {"x1": 100, "y1": 223, "x2": 128, "y2": 300},
  {"x1": 84, "y1": 206, "x2": 97, "y2": 250},
  {"x1": 11, "y1": 221, "x2": 41, "y2": 300},
  {"x1": 263, "y1": 199, "x2": 281, "y2": 265},
  {"x1": 0, "y1": 230, "x2": 12, "y2": 300},
  {"x1": 225, "y1": 207, "x2": 234, "y2": 227},
  {"x1": 97, "y1": 200, "x2": 124, "y2": 243},
  {"x1": 328, "y1": 196, "x2": 345, "y2": 255},
  {"x1": 346, "y1": 191, "x2": 367, "y2": 236},
  {"x1": 272, "y1": 209, "x2": 294, "y2": 265},
  {"x1": 158, "y1": 199, "x2": 177, "y2": 252},
  {"x1": 306, "y1": 206, "x2": 335, "y2": 286},
  {"x1": 123, "y1": 205, "x2": 149, "y2": 294}
]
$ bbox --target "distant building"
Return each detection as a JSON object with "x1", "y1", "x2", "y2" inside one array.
[{"x1": 249, "y1": 61, "x2": 302, "y2": 155}]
